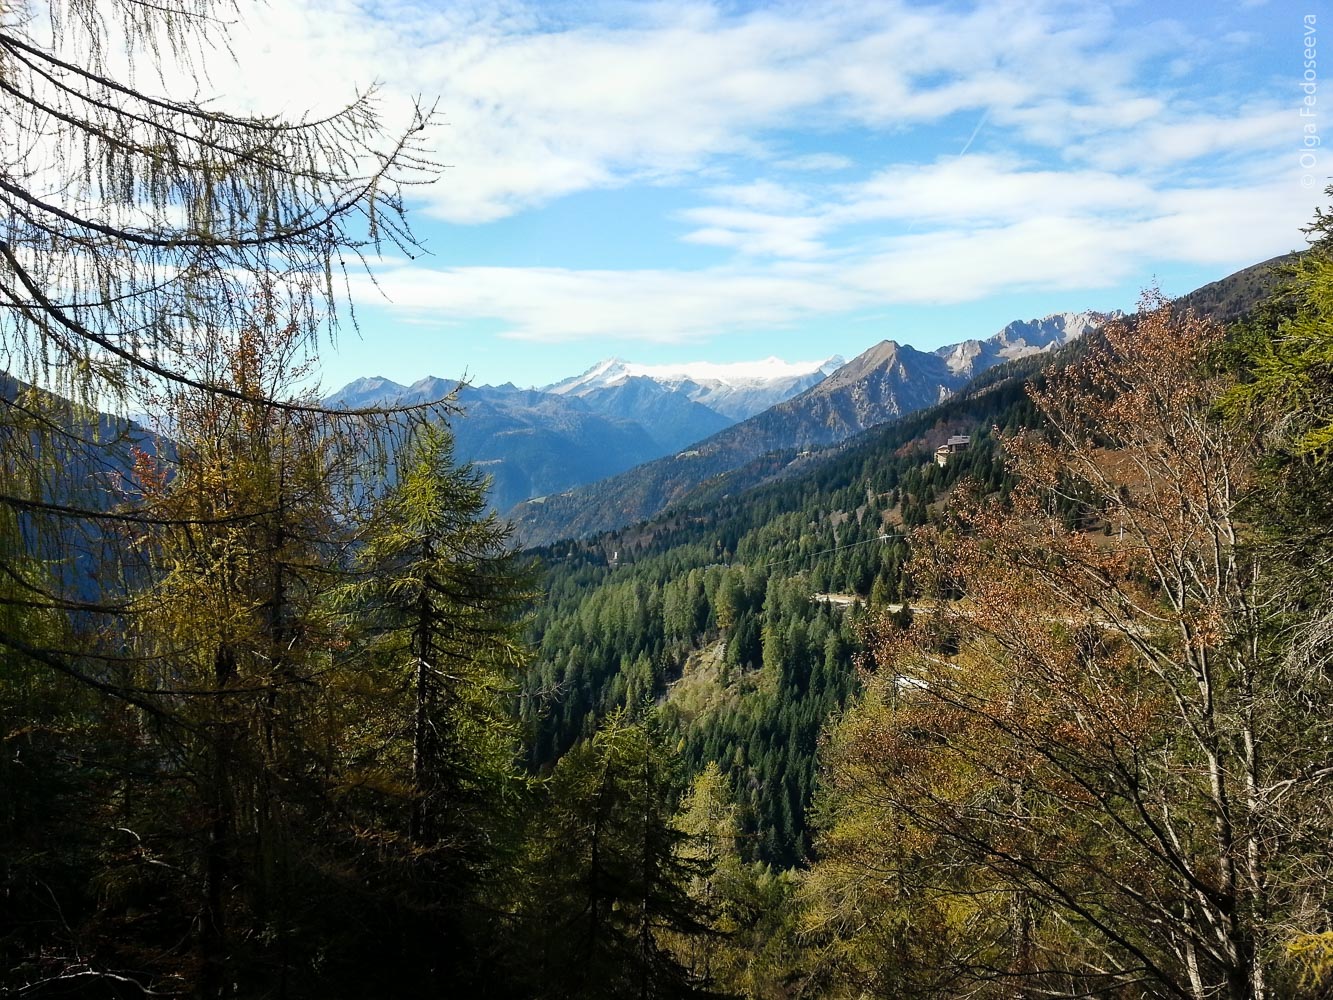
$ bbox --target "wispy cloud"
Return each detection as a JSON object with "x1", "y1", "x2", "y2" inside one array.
[
  {"x1": 1067, "y1": 108, "x2": 1294, "y2": 171},
  {"x1": 833, "y1": 156, "x2": 1161, "y2": 227},
  {"x1": 680, "y1": 206, "x2": 828, "y2": 259},
  {"x1": 223, "y1": 0, "x2": 1212, "y2": 222},
  {"x1": 199, "y1": 0, "x2": 1319, "y2": 364},
  {"x1": 349, "y1": 263, "x2": 856, "y2": 343}
]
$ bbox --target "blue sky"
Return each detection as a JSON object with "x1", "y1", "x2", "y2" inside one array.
[{"x1": 227, "y1": 0, "x2": 1321, "y2": 390}]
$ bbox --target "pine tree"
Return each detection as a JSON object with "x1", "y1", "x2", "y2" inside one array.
[
  {"x1": 356, "y1": 425, "x2": 529, "y2": 847},
  {"x1": 527, "y1": 711, "x2": 726, "y2": 999},
  {"x1": 330, "y1": 424, "x2": 532, "y2": 992}
]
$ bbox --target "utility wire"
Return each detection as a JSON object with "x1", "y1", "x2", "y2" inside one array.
[{"x1": 752, "y1": 531, "x2": 898, "y2": 571}]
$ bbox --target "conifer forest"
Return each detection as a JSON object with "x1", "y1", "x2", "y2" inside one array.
[{"x1": 2, "y1": 3, "x2": 1331, "y2": 998}]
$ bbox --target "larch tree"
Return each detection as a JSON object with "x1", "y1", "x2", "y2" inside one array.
[
  {"x1": 811, "y1": 294, "x2": 1333, "y2": 998},
  {"x1": 0, "y1": 0, "x2": 434, "y2": 398},
  {"x1": 0, "y1": 2, "x2": 489, "y2": 997},
  {"x1": 118, "y1": 313, "x2": 373, "y2": 996},
  {"x1": 343, "y1": 423, "x2": 532, "y2": 986},
  {"x1": 0, "y1": 0, "x2": 443, "y2": 690},
  {"x1": 670, "y1": 761, "x2": 740, "y2": 985}
]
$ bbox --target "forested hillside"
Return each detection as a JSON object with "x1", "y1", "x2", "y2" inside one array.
[
  {"x1": 510, "y1": 314, "x2": 1100, "y2": 547},
  {"x1": 515, "y1": 246, "x2": 1333, "y2": 996},
  {"x1": 521, "y1": 353, "x2": 1050, "y2": 867},
  {"x1": 4, "y1": 3, "x2": 1332, "y2": 999},
  {"x1": 518, "y1": 310, "x2": 1144, "y2": 874}
]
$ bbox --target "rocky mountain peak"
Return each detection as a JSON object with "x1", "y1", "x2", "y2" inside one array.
[{"x1": 937, "y1": 310, "x2": 1113, "y2": 377}]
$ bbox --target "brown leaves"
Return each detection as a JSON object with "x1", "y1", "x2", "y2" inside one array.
[{"x1": 811, "y1": 291, "x2": 1292, "y2": 995}]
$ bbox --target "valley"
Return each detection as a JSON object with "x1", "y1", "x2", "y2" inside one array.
[{"x1": 2, "y1": 2, "x2": 1325, "y2": 996}]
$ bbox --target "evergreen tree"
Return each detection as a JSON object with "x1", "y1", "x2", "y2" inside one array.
[
  {"x1": 336, "y1": 424, "x2": 533, "y2": 989},
  {"x1": 356, "y1": 425, "x2": 529, "y2": 848},
  {"x1": 527, "y1": 711, "x2": 726, "y2": 999}
]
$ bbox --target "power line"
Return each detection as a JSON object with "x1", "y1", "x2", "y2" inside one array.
[{"x1": 753, "y1": 531, "x2": 898, "y2": 571}]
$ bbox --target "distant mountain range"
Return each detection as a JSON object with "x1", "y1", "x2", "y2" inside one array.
[
  {"x1": 323, "y1": 357, "x2": 841, "y2": 511},
  {"x1": 325, "y1": 255, "x2": 1293, "y2": 548},
  {"x1": 544, "y1": 356, "x2": 845, "y2": 420},
  {"x1": 509, "y1": 310, "x2": 1110, "y2": 545},
  {"x1": 326, "y1": 313, "x2": 1109, "y2": 523},
  {"x1": 0, "y1": 374, "x2": 164, "y2": 604}
]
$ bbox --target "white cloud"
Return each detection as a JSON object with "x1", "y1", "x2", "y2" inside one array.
[
  {"x1": 348, "y1": 262, "x2": 857, "y2": 343},
  {"x1": 40, "y1": 0, "x2": 1296, "y2": 233},
  {"x1": 702, "y1": 180, "x2": 811, "y2": 212},
  {"x1": 351, "y1": 170, "x2": 1313, "y2": 344},
  {"x1": 841, "y1": 217, "x2": 1135, "y2": 304},
  {"x1": 1067, "y1": 108, "x2": 1294, "y2": 171},
  {"x1": 670, "y1": 148, "x2": 1290, "y2": 265},
  {"x1": 775, "y1": 153, "x2": 854, "y2": 172},
  {"x1": 680, "y1": 205, "x2": 829, "y2": 258},
  {"x1": 216, "y1": 0, "x2": 1208, "y2": 223},
  {"x1": 831, "y1": 155, "x2": 1160, "y2": 227}
]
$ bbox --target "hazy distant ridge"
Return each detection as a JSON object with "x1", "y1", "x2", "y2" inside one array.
[
  {"x1": 510, "y1": 310, "x2": 1115, "y2": 546},
  {"x1": 323, "y1": 358, "x2": 838, "y2": 510}
]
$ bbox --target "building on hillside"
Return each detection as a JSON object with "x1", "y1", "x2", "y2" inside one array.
[{"x1": 934, "y1": 434, "x2": 971, "y2": 467}]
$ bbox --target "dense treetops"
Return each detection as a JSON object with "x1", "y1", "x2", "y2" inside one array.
[{"x1": 4, "y1": 3, "x2": 1333, "y2": 996}]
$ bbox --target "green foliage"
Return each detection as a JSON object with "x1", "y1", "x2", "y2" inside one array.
[
  {"x1": 523, "y1": 366, "x2": 1046, "y2": 867},
  {"x1": 353, "y1": 424, "x2": 532, "y2": 847},
  {"x1": 1226, "y1": 194, "x2": 1333, "y2": 461},
  {"x1": 524, "y1": 711, "x2": 728, "y2": 999}
]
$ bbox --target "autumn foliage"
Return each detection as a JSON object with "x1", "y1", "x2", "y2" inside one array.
[{"x1": 812, "y1": 294, "x2": 1333, "y2": 999}]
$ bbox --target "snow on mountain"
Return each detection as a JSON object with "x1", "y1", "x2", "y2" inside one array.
[
  {"x1": 545, "y1": 354, "x2": 846, "y2": 421},
  {"x1": 543, "y1": 358, "x2": 632, "y2": 397},
  {"x1": 935, "y1": 311, "x2": 1112, "y2": 377},
  {"x1": 326, "y1": 311, "x2": 1110, "y2": 525},
  {"x1": 322, "y1": 375, "x2": 676, "y2": 513}
]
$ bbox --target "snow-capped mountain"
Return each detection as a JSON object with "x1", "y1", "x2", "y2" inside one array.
[
  {"x1": 545, "y1": 355, "x2": 845, "y2": 421},
  {"x1": 512, "y1": 338, "x2": 975, "y2": 545},
  {"x1": 328, "y1": 312, "x2": 1116, "y2": 526},
  {"x1": 512, "y1": 312, "x2": 1116, "y2": 545},
  {"x1": 935, "y1": 311, "x2": 1111, "y2": 378},
  {"x1": 323, "y1": 376, "x2": 682, "y2": 512},
  {"x1": 321, "y1": 355, "x2": 836, "y2": 513}
]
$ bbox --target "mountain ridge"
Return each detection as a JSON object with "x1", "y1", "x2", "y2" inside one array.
[
  {"x1": 544, "y1": 354, "x2": 845, "y2": 421},
  {"x1": 321, "y1": 358, "x2": 832, "y2": 512},
  {"x1": 509, "y1": 310, "x2": 1116, "y2": 547}
]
